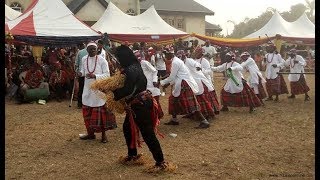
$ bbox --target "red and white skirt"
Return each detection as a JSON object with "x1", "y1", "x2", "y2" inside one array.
[
  {"x1": 168, "y1": 80, "x2": 200, "y2": 115},
  {"x1": 82, "y1": 105, "x2": 117, "y2": 133},
  {"x1": 266, "y1": 74, "x2": 288, "y2": 96},
  {"x1": 290, "y1": 75, "x2": 310, "y2": 95},
  {"x1": 221, "y1": 82, "x2": 262, "y2": 108}
]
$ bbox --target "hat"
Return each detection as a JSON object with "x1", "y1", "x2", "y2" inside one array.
[
  {"x1": 289, "y1": 48, "x2": 297, "y2": 54},
  {"x1": 87, "y1": 41, "x2": 97, "y2": 48},
  {"x1": 240, "y1": 52, "x2": 250, "y2": 57},
  {"x1": 133, "y1": 50, "x2": 141, "y2": 60},
  {"x1": 164, "y1": 45, "x2": 174, "y2": 54},
  {"x1": 176, "y1": 50, "x2": 185, "y2": 58}
]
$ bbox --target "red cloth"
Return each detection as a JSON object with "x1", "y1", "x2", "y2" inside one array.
[
  {"x1": 154, "y1": 96, "x2": 164, "y2": 119},
  {"x1": 49, "y1": 70, "x2": 69, "y2": 85},
  {"x1": 168, "y1": 80, "x2": 200, "y2": 115},
  {"x1": 290, "y1": 75, "x2": 310, "y2": 95},
  {"x1": 204, "y1": 88, "x2": 220, "y2": 115},
  {"x1": 257, "y1": 76, "x2": 267, "y2": 99},
  {"x1": 24, "y1": 70, "x2": 43, "y2": 89},
  {"x1": 127, "y1": 91, "x2": 164, "y2": 149},
  {"x1": 221, "y1": 82, "x2": 262, "y2": 107},
  {"x1": 266, "y1": 75, "x2": 289, "y2": 96},
  {"x1": 82, "y1": 105, "x2": 117, "y2": 134}
]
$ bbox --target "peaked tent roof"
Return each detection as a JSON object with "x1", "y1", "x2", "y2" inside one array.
[
  {"x1": 244, "y1": 11, "x2": 292, "y2": 38},
  {"x1": 244, "y1": 11, "x2": 315, "y2": 43},
  {"x1": 289, "y1": 12, "x2": 315, "y2": 37},
  {"x1": 140, "y1": 0, "x2": 214, "y2": 15},
  {"x1": 5, "y1": 4, "x2": 22, "y2": 21},
  {"x1": 92, "y1": 2, "x2": 189, "y2": 43},
  {"x1": 5, "y1": 0, "x2": 101, "y2": 46}
]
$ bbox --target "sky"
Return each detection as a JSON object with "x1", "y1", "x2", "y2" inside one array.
[{"x1": 194, "y1": 0, "x2": 308, "y2": 35}]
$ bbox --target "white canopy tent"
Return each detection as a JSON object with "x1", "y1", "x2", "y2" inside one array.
[
  {"x1": 5, "y1": 4, "x2": 22, "y2": 21},
  {"x1": 5, "y1": 0, "x2": 101, "y2": 46},
  {"x1": 92, "y1": 2, "x2": 188, "y2": 43},
  {"x1": 245, "y1": 11, "x2": 315, "y2": 39}
]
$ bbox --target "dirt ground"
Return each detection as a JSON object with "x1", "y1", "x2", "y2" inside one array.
[{"x1": 5, "y1": 74, "x2": 315, "y2": 180}]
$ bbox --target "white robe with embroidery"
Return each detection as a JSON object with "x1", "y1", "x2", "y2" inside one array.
[
  {"x1": 140, "y1": 60, "x2": 161, "y2": 96},
  {"x1": 184, "y1": 58, "x2": 214, "y2": 95},
  {"x1": 160, "y1": 56, "x2": 199, "y2": 97},
  {"x1": 263, "y1": 53, "x2": 285, "y2": 79},
  {"x1": 241, "y1": 57, "x2": 266, "y2": 94},
  {"x1": 282, "y1": 55, "x2": 306, "y2": 82},
  {"x1": 195, "y1": 57, "x2": 214, "y2": 86},
  {"x1": 80, "y1": 55, "x2": 110, "y2": 107},
  {"x1": 212, "y1": 61, "x2": 244, "y2": 93}
]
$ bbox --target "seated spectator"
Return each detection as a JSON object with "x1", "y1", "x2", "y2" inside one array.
[
  {"x1": 49, "y1": 62, "x2": 69, "y2": 102},
  {"x1": 20, "y1": 63, "x2": 50, "y2": 102}
]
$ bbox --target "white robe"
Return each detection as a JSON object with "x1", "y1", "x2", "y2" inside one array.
[
  {"x1": 160, "y1": 56, "x2": 199, "y2": 97},
  {"x1": 80, "y1": 55, "x2": 110, "y2": 107},
  {"x1": 282, "y1": 55, "x2": 306, "y2": 82},
  {"x1": 195, "y1": 57, "x2": 214, "y2": 86},
  {"x1": 140, "y1": 60, "x2": 161, "y2": 96},
  {"x1": 241, "y1": 57, "x2": 266, "y2": 94},
  {"x1": 263, "y1": 53, "x2": 285, "y2": 79},
  {"x1": 212, "y1": 61, "x2": 244, "y2": 93},
  {"x1": 184, "y1": 58, "x2": 214, "y2": 95}
]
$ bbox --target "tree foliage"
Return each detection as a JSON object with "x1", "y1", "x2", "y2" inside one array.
[{"x1": 229, "y1": 1, "x2": 315, "y2": 38}]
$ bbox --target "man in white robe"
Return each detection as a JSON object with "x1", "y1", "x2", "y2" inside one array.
[
  {"x1": 78, "y1": 42, "x2": 117, "y2": 143},
  {"x1": 281, "y1": 49, "x2": 310, "y2": 101}
]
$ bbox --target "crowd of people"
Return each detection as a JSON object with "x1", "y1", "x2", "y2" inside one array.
[{"x1": 4, "y1": 37, "x2": 313, "y2": 172}]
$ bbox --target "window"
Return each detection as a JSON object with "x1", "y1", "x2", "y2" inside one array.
[
  {"x1": 177, "y1": 19, "x2": 184, "y2": 29},
  {"x1": 10, "y1": 2, "x2": 22, "y2": 12},
  {"x1": 168, "y1": 19, "x2": 175, "y2": 26},
  {"x1": 126, "y1": 9, "x2": 136, "y2": 16}
]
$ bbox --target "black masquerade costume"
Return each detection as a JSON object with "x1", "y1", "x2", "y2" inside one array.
[{"x1": 113, "y1": 45, "x2": 166, "y2": 168}]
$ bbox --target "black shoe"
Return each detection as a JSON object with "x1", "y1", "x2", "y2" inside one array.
[
  {"x1": 195, "y1": 122, "x2": 210, "y2": 129},
  {"x1": 249, "y1": 107, "x2": 256, "y2": 113},
  {"x1": 164, "y1": 120, "x2": 179, "y2": 125},
  {"x1": 288, "y1": 95, "x2": 296, "y2": 99},
  {"x1": 79, "y1": 134, "x2": 96, "y2": 140},
  {"x1": 220, "y1": 106, "x2": 229, "y2": 111}
]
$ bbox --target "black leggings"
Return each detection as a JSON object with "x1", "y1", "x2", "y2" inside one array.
[{"x1": 123, "y1": 98, "x2": 164, "y2": 163}]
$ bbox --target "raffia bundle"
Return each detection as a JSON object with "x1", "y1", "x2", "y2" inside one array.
[{"x1": 91, "y1": 71, "x2": 126, "y2": 114}]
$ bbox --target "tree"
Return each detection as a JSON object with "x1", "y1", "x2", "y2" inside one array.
[{"x1": 229, "y1": 2, "x2": 314, "y2": 38}]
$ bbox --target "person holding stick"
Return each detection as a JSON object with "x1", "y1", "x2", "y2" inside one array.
[
  {"x1": 112, "y1": 45, "x2": 175, "y2": 172},
  {"x1": 281, "y1": 49, "x2": 310, "y2": 101},
  {"x1": 211, "y1": 52, "x2": 262, "y2": 113},
  {"x1": 75, "y1": 43, "x2": 88, "y2": 108},
  {"x1": 78, "y1": 42, "x2": 117, "y2": 143},
  {"x1": 263, "y1": 44, "x2": 288, "y2": 101}
]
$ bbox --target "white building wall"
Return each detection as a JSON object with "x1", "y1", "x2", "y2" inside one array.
[
  {"x1": 75, "y1": 0, "x2": 106, "y2": 21},
  {"x1": 185, "y1": 14, "x2": 205, "y2": 35}
]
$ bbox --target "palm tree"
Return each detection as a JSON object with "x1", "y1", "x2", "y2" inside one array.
[{"x1": 305, "y1": 0, "x2": 315, "y2": 18}]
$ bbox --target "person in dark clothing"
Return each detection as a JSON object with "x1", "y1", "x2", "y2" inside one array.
[{"x1": 113, "y1": 45, "x2": 175, "y2": 172}]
